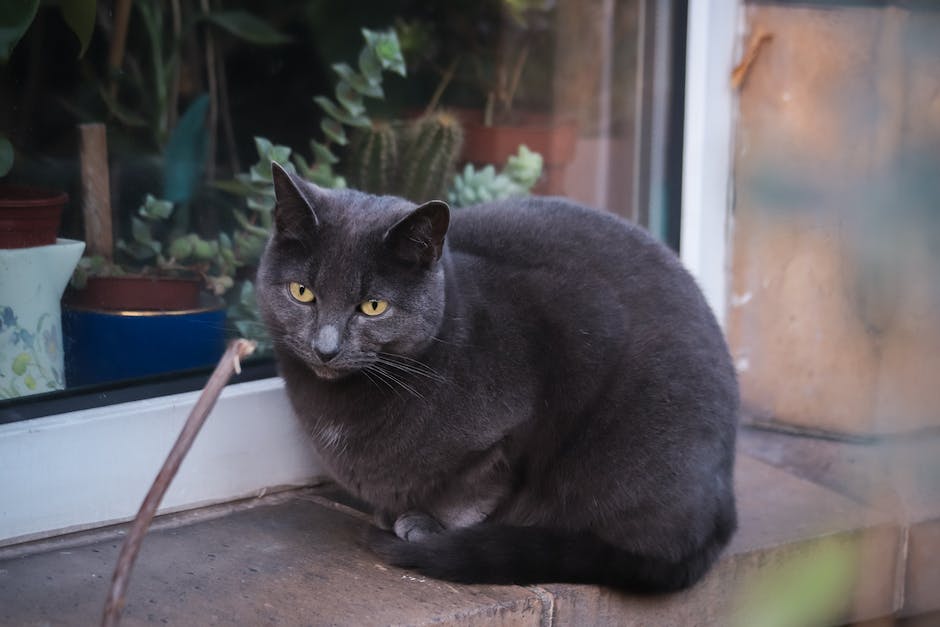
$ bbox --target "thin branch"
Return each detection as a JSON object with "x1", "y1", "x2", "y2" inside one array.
[
  {"x1": 424, "y1": 56, "x2": 460, "y2": 116},
  {"x1": 201, "y1": 0, "x2": 219, "y2": 183},
  {"x1": 730, "y1": 28, "x2": 772, "y2": 90},
  {"x1": 503, "y1": 43, "x2": 530, "y2": 117},
  {"x1": 216, "y1": 38, "x2": 241, "y2": 175},
  {"x1": 165, "y1": 0, "x2": 183, "y2": 132},
  {"x1": 101, "y1": 339, "x2": 257, "y2": 627},
  {"x1": 107, "y1": 0, "x2": 133, "y2": 100}
]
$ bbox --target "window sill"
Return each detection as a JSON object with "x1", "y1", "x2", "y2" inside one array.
[{"x1": 0, "y1": 377, "x2": 324, "y2": 547}]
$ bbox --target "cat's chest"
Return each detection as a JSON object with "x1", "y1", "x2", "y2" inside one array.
[
  {"x1": 306, "y1": 409, "x2": 437, "y2": 507},
  {"x1": 302, "y1": 386, "x2": 518, "y2": 502}
]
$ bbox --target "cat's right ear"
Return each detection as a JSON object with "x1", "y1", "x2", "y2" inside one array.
[
  {"x1": 384, "y1": 200, "x2": 450, "y2": 268},
  {"x1": 271, "y1": 162, "x2": 319, "y2": 238}
]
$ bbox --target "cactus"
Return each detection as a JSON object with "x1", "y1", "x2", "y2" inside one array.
[
  {"x1": 346, "y1": 121, "x2": 400, "y2": 195},
  {"x1": 397, "y1": 111, "x2": 464, "y2": 202}
]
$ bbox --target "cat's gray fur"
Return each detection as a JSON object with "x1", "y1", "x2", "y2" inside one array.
[{"x1": 256, "y1": 163, "x2": 738, "y2": 592}]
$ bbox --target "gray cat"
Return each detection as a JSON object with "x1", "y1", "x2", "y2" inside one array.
[{"x1": 256, "y1": 163, "x2": 738, "y2": 592}]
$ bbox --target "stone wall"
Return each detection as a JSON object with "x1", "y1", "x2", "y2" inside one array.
[{"x1": 728, "y1": 3, "x2": 940, "y2": 436}]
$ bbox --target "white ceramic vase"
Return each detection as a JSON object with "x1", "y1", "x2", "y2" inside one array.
[{"x1": 0, "y1": 239, "x2": 85, "y2": 398}]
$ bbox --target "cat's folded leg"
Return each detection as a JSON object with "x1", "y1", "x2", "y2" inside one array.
[{"x1": 394, "y1": 511, "x2": 444, "y2": 542}]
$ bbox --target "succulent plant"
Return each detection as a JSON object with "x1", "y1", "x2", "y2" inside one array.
[
  {"x1": 503, "y1": 145, "x2": 544, "y2": 190},
  {"x1": 228, "y1": 279, "x2": 272, "y2": 355},
  {"x1": 216, "y1": 28, "x2": 407, "y2": 351},
  {"x1": 448, "y1": 145, "x2": 543, "y2": 207},
  {"x1": 86, "y1": 193, "x2": 238, "y2": 295},
  {"x1": 221, "y1": 28, "x2": 410, "y2": 263},
  {"x1": 307, "y1": 28, "x2": 406, "y2": 187}
]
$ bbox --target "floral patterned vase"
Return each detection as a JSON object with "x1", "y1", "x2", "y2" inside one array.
[{"x1": 0, "y1": 239, "x2": 85, "y2": 398}]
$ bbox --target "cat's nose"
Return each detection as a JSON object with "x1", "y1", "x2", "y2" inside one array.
[
  {"x1": 313, "y1": 325, "x2": 341, "y2": 362},
  {"x1": 314, "y1": 346, "x2": 340, "y2": 363}
]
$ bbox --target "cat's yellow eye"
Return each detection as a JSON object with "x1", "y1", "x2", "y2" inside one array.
[
  {"x1": 360, "y1": 299, "x2": 389, "y2": 316},
  {"x1": 288, "y1": 282, "x2": 316, "y2": 303}
]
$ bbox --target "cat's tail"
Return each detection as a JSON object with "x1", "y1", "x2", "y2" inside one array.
[{"x1": 367, "y1": 519, "x2": 734, "y2": 593}]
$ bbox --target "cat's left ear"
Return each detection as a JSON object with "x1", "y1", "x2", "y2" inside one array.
[
  {"x1": 384, "y1": 200, "x2": 450, "y2": 267},
  {"x1": 271, "y1": 161, "x2": 320, "y2": 238}
]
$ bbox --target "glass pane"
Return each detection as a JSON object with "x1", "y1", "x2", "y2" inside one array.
[{"x1": 1, "y1": 0, "x2": 679, "y2": 415}]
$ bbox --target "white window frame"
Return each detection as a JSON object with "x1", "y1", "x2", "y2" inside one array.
[
  {"x1": 680, "y1": 0, "x2": 741, "y2": 326},
  {"x1": 0, "y1": 0, "x2": 740, "y2": 546},
  {"x1": 0, "y1": 378, "x2": 324, "y2": 546}
]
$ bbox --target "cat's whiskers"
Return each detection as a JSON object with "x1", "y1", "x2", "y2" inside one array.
[
  {"x1": 368, "y1": 363, "x2": 424, "y2": 399},
  {"x1": 360, "y1": 368, "x2": 389, "y2": 395},
  {"x1": 375, "y1": 353, "x2": 446, "y2": 383},
  {"x1": 363, "y1": 365, "x2": 406, "y2": 399}
]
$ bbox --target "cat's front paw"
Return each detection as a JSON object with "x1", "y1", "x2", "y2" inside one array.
[{"x1": 394, "y1": 511, "x2": 444, "y2": 542}]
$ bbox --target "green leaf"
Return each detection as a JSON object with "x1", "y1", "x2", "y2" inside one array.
[
  {"x1": 358, "y1": 46, "x2": 381, "y2": 85},
  {"x1": 367, "y1": 29, "x2": 406, "y2": 76},
  {"x1": 314, "y1": 96, "x2": 370, "y2": 129},
  {"x1": 0, "y1": 0, "x2": 39, "y2": 63},
  {"x1": 139, "y1": 194, "x2": 174, "y2": 220},
  {"x1": 733, "y1": 539, "x2": 856, "y2": 627},
  {"x1": 320, "y1": 118, "x2": 347, "y2": 146},
  {"x1": 235, "y1": 319, "x2": 267, "y2": 339},
  {"x1": 269, "y1": 144, "x2": 292, "y2": 164},
  {"x1": 212, "y1": 179, "x2": 258, "y2": 196},
  {"x1": 309, "y1": 164, "x2": 343, "y2": 188},
  {"x1": 313, "y1": 95, "x2": 344, "y2": 122},
  {"x1": 331, "y1": 63, "x2": 383, "y2": 98},
  {"x1": 232, "y1": 210, "x2": 269, "y2": 235},
  {"x1": 59, "y1": 0, "x2": 96, "y2": 58},
  {"x1": 96, "y1": 84, "x2": 149, "y2": 127},
  {"x1": 11, "y1": 352, "x2": 30, "y2": 376},
  {"x1": 254, "y1": 136, "x2": 273, "y2": 159},
  {"x1": 163, "y1": 94, "x2": 209, "y2": 203},
  {"x1": 245, "y1": 194, "x2": 274, "y2": 212},
  {"x1": 192, "y1": 237, "x2": 215, "y2": 260},
  {"x1": 291, "y1": 153, "x2": 311, "y2": 178},
  {"x1": 239, "y1": 280, "x2": 256, "y2": 307},
  {"x1": 202, "y1": 11, "x2": 290, "y2": 46},
  {"x1": 310, "y1": 140, "x2": 338, "y2": 165},
  {"x1": 336, "y1": 80, "x2": 365, "y2": 117},
  {"x1": 118, "y1": 238, "x2": 161, "y2": 261},
  {"x1": 168, "y1": 236, "x2": 193, "y2": 260},
  {"x1": 0, "y1": 135, "x2": 12, "y2": 176},
  {"x1": 24, "y1": 374, "x2": 36, "y2": 390},
  {"x1": 131, "y1": 216, "x2": 154, "y2": 245}
]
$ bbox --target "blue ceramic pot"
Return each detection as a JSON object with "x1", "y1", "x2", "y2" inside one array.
[{"x1": 63, "y1": 303, "x2": 227, "y2": 387}]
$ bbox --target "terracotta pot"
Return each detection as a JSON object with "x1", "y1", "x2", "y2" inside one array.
[
  {"x1": 65, "y1": 275, "x2": 203, "y2": 311},
  {"x1": 455, "y1": 109, "x2": 579, "y2": 195},
  {"x1": 0, "y1": 184, "x2": 68, "y2": 249}
]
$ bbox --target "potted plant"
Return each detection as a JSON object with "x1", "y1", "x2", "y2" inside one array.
[
  {"x1": 0, "y1": 157, "x2": 84, "y2": 397},
  {"x1": 215, "y1": 28, "x2": 414, "y2": 353},
  {"x1": 0, "y1": 184, "x2": 69, "y2": 249},
  {"x1": 62, "y1": 192, "x2": 237, "y2": 387},
  {"x1": 404, "y1": 0, "x2": 577, "y2": 193},
  {"x1": 219, "y1": 26, "x2": 546, "y2": 347},
  {"x1": 61, "y1": 90, "x2": 232, "y2": 387},
  {"x1": 0, "y1": 0, "x2": 94, "y2": 248}
]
